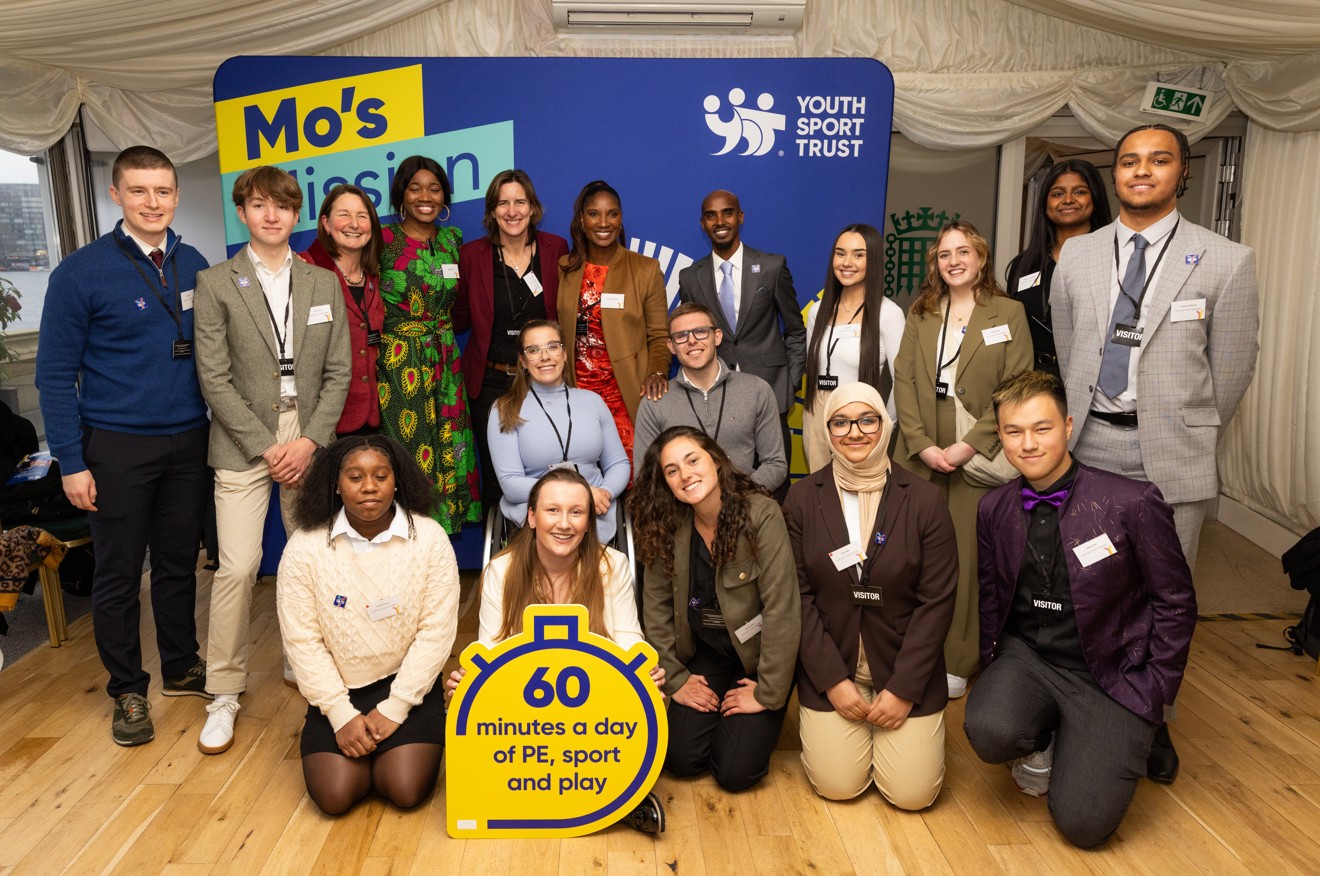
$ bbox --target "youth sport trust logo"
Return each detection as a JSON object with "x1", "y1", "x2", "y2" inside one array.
[{"x1": 703, "y1": 88, "x2": 786, "y2": 156}]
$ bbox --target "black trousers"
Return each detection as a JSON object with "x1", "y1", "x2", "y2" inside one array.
[
  {"x1": 664, "y1": 640, "x2": 787, "y2": 792},
  {"x1": 83, "y1": 425, "x2": 209, "y2": 697},
  {"x1": 471, "y1": 368, "x2": 514, "y2": 508},
  {"x1": 963, "y1": 635, "x2": 1158, "y2": 848}
]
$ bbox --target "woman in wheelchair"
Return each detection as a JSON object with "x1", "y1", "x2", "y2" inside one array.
[
  {"x1": 446, "y1": 467, "x2": 666, "y2": 832},
  {"x1": 486, "y1": 320, "x2": 631, "y2": 542}
]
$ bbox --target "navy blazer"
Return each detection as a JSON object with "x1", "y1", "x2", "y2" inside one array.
[
  {"x1": 976, "y1": 462, "x2": 1197, "y2": 723},
  {"x1": 453, "y1": 231, "x2": 568, "y2": 400}
]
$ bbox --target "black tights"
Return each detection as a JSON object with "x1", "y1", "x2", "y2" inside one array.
[{"x1": 303, "y1": 742, "x2": 442, "y2": 815}]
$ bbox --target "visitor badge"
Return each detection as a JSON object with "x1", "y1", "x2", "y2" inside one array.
[
  {"x1": 307, "y1": 304, "x2": 333, "y2": 325},
  {"x1": 180, "y1": 290, "x2": 195, "y2": 311},
  {"x1": 982, "y1": 324, "x2": 1012, "y2": 346},
  {"x1": 441, "y1": 263, "x2": 460, "y2": 279},
  {"x1": 834, "y1": 324, "x2": 861, "y2": 339},
  {"x1": 829, "y1": 543, "x2": 862, "y2": 571},
  {"x1": 524, "y1": 272, "x2": 544, "y2": 295},
  {"x1": 734, "y1": 613, "x2": 763, "y2": 644},
  {"x1": 1017, "y1": 271, "x2": 1041, "y2": 292},
  {"x1": 367, "y1": 595, "x2": 402, "y2": 621},
  {"x1": 1170, "y1": 298, "x2": 1207, "y2": 322},
  {"x1": 1073, "y1": 533, "x2": 1118, "y2": 568},
  {"x1": 601, "y1": 293, "x2": 625, "y2": 309}
]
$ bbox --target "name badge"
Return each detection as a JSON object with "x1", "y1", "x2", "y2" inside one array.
[
  {"x1": 367, "y1": 595, "x2": 401, "y2": 622},
  {"x1": 1016, "y1": 271, "x2": 1042, "y2": 292},
  {"x1": 834, "y1": 324, "x2": 861, "y2": 339},
  {"x1": 1032, "y1": 593, "x2": 1064, "y2": 623},
  {"x1": 507, "y1": 329, "x2": 522, "y2": 337},
  {"x1": 307, "y1": 304, "x2": 333, "y2": 325},
  {"x1": 524, "y1": 272, "x2": 544, "y2": 295},
  {"x1": 366, "y1": 330, "x2": 381, "y2": 347},
  {"x1": 935, "y1": 381, "x2": 949, "y2": 400},
  {"x1": 546, "y1": 461, "x2": 579, "y2": 473},
  {"x1": 1170, "y1": 298, "x2": 1207, "y2": 322},
  {"x1": 441, "y1": 263, "x2": 460, "y2": 280},
  {"x1": 1111, "y1": 323, "x2": 1142, "y2": 347},
  {"x1": 851, "y1": 580, "x2": 883, "y2": 606},
  {"x1": 982, "y1": 324, "x2": 1012, "y2": 346},
  {"x1": 172, "y1": 339, "x2": 193, "y2": 360},
  {"x1": 279, "y1": 357, "x2": 295, "y2": 377},
  {"x1": 734, "y1": 613, "x2": 763, "y2": 644},
  {"x1": 180, "y1": 290, "x2": 195, "y2": 311},
  {"x1": 816, "y1": 374, "x2": 840, "y2": 391},
  {"x1": 1073, "y1": 533, "x2": 1118, "y2": 568},
  {"x1": 700, "y1": 606, "x2": 725, "y2": 630},
  {"x1": 829, "y1": 543, "x2": 862, "y2": 572},
  {"x1": 600, "y1": 293, "x2": 625, "y2": 310},
  {"x1": 576, "y1": 316, "x2": 589, "y2": 336}
]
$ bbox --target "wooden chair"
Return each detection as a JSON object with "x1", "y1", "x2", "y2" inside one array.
[{"x1": 33, "y1": 516, "x2": 91, "y2": 648}]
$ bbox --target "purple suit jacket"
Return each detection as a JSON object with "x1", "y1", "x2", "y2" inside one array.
[
  {"x1": 976, "y1": 462, "x2": 1196, "y2": 724},
  {"x1": 453, "y1": 231, "x2": 568, "y2": 400}
]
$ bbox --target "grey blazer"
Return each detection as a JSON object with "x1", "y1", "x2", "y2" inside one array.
[
  {"x1": 678, "y1": 244, "x2": 806, "y2": 413},
  {"x1": 1052, "y1": 216, "x2": 1259, "y2": 504},
  {"x1": 194, "y1": 248, "x2": 352, "y2": 471}
]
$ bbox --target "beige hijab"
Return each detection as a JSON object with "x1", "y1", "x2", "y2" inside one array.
[{"x1": 823, "y1": 382, "x2": 894, "y2": 559}]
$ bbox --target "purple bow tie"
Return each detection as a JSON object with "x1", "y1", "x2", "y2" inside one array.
[{"x1": 1022, "y1": 486, "x2": 1069, "y2": 511}]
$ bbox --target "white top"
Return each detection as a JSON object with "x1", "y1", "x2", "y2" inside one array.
[
  {"x1": 1092, "y1": 209, "x2": 1180, "y2": 414},
  {"x1": 711, "y1": 242, "x2": 744, "y2": 327},
  {"x1": 330, "y1": 503, "x2": 413, "y2": 553},
  {"x1": 247, "y1": 244, "x2": 297, "y2": 398},
  {"x1": 276, "y1": 514, "x2": 460, "y2": 732},
  {"x1": 478, "y1": 547, "x2": 643, "y2": 649},
  {"x1": 805, "y1": 295, "x2": 906, "y2": 421}
]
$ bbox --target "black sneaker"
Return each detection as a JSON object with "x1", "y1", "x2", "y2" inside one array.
[
  {"x1": 112, "y1": 693, "x2": 155, "y2": 747},
  {"x1": 622, "y1": 792, "x2": 666, "y2": 834},
  {"x1": 163, "y1": 658, "x2": 213, "y2": 699}
]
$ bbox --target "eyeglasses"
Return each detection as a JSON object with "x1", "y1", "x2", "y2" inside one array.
[
  {"x1": 522, "y1": 341, "x2": 564, "y2": 357},
  {"x1": 669, "y1": 326, "x2": 717, "y2": 344},
  {"x1": 827, "y1": 415, "x2": 883, "y2": 437}
]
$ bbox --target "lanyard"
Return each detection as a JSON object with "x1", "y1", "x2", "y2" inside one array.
[
  {"x1": 935, "y1": 300, "x2": 964, "y2": 376},
  {"x1": 823, "y1": 300, "x2": 865, "y2": 377},
  {"x1": 496, "y1": 241, "x2": 541, "y2": 328},
  {"x1": 1111, "y1": 220, "x2": 1178, "y2": 320},
  {"x1": 116, "y1": 239, "x2": 183, "y2": 340},
  {"x1": 854, "y1": 480, "x2": 892, "y2": 585},
  {"x1": 683, "y1": 378, "x2": 728, "y2": 443},
  {"x1": 529, "y1": 383, "x2": 573, "y2": 461},
  {"x1": 337, "y1": 263, "x2": 378, "y2": 337},
  {"x1": 259, "y1": 273, "x2": 294, "y2": 360}
]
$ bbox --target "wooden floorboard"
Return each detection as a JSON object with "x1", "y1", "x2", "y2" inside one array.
[{"x1": 1, "y1": 569, "x2": 1317, "y2": 875}]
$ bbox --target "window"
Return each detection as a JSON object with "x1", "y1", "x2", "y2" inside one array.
[{"x1": 0, "y1": 148, "x2": 61, "y2": 333}]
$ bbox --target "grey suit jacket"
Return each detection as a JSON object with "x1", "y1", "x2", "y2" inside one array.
[
  {"x1": 194, "y1": 248, "x2": 352, "y2": 471},
  {"x1": 1052, "y1": 216, "x2": 1259, "y2": 503},
  {"x1": 678, "y1": 244, "x2": 806, "y2": 413}
]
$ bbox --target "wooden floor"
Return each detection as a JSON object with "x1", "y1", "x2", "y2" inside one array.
[{"x1": 1, "y1": 572, "x2": 1318, "y2": 876}]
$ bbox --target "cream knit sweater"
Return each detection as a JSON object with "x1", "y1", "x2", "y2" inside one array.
[{"x1": 276, "y1": 515, "x2": 460, "y2": 732}]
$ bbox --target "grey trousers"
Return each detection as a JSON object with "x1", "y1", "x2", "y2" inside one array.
[{"x1": 963, "y1": 636, "x2": 1158, "y2": 848}]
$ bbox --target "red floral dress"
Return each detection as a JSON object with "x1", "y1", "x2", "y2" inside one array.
[{"x1": 573, "y1": 263, "x2": 635, "y2": 465}]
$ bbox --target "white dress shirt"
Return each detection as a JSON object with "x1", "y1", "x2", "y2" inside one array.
[{"x1": 248, "y1": 245, "x2": 297, "y2": 398}]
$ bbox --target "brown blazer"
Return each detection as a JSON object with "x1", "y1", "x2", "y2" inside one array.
[
  {"x1": 893, "y1": 294, "x2": 1033, "y2": 474},
  {"x1": 785, "y1": 463, "x2": 958, "y2": 714},
  {"x1": 557, "y1": 246, "x2": 671, "y2": 421},
  {"x1": 641, "y1": 493, "x2": 801, "y2": 711}
]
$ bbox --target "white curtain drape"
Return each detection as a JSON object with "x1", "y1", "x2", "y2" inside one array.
[{"x1": 1219, "y1": 124, "x2": 1320, "y2": 533}]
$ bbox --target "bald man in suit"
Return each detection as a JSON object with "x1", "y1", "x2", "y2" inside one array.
[{"x1": 1052, "y1": 123, "x2": 1258, "y2": 574}]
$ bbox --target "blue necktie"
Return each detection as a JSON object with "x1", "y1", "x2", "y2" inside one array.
[
  {"x1": 718, "y1": 261, "x2": 737, "y2": 334},
  {"x1": 1098, "y1": 233, "x2": 1149, "y2": 398}
]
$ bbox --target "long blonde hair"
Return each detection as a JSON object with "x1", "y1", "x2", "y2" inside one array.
[
  {"x1": 493, "y1": 469, "x2": 611, "y2": 642},
  {"x1": 495, "y1": 320, "x2": 575, "y2": 432},
  {"x1": 909, "y1": 220, "x2": 1005, "y2": 318}
]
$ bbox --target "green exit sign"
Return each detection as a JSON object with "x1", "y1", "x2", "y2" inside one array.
[{"x1": 1140, "y1": 82, "x2": 1212, "y2": 120}]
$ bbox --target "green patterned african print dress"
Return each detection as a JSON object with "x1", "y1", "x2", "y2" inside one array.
[{"x1": 378, "y1": 223, "x2": 480, "y2": 532}]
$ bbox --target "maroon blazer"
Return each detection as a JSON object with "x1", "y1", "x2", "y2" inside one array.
[
  {"x1": 453, "y1": 231, "x2": 568, "y2": 400},
  {"x1": 786, "y1": 463, "x2": 958, "y2": 715},
  {"x1": 977, "y1": 462, "x2": 1197, "y2": 724},
  {"x1": 298, "y1": 241, "x2": 381, "y2": 433}
]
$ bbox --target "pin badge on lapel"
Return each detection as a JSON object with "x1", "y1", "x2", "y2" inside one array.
[
  {"x1": 750, "y1": 264, "x2": 761, "y2": 273},
  {"x1": 237, "y1": 276, "x2": 251, "y2": 287},
  {"x1": 1185, "y1": 254, "x2": 1200, "y2": 265}
]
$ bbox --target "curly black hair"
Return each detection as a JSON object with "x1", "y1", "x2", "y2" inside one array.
[{"x1": 291, "y1": 434, "x2": 438, "y2": 534}]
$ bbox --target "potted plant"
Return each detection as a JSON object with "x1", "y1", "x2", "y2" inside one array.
[{"x1": 0, "y1": 276, "x2": 22, "y2": 381}]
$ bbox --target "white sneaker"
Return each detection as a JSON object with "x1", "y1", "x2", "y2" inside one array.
[
  {"x1": 283, "y1": 659, "x2": 298, "y2": 690},
  {"x1": 1012, "y1": 740, "x2": 1054, "y2": 797},
  {"x1": 198, "y1": 694, "x2": 240, "y2": 754},
  {"x1": 946, "y1": 674, "x2": 968, "y2": 698}
]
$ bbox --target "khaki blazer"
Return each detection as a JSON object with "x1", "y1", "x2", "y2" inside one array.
[
  {"x1": 641, "y1": 493, "x2": 801, "y2": 711},
  {"x1": 557, "y1": 246, "x2": 671, "y2": 421},
  {"x1": 893, "y1": 295, "x2": 1033, "y2": 475},
  {"x1": 194, "y1": 248, "x2": 351, "y2": 470}
]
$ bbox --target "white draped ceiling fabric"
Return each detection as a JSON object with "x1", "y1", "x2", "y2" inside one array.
[{"x1": 2, "y1": 0, "x2": 1317, "y2": 531}]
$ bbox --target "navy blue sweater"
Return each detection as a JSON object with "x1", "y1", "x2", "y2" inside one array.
[{"x1": 36, "y1": 221, "x2": 210, "y2": 475}]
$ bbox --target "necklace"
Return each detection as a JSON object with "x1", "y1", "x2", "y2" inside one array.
[{"x1": 336, "y1": 260, "x2": 364, "y2": 285}]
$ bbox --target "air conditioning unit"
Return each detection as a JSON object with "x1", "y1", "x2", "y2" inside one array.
[{"x1": 551, "y1": 0, "x2": 806, "y2": 33}]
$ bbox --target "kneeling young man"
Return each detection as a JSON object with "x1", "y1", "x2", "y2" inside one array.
[{"x1": 963, "y1": 371, "x2": 1195, "y2": 848}]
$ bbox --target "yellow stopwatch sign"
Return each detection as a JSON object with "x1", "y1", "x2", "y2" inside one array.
[{"x1": 446, "y1": 604, "x2": 668, "y2": 837}]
